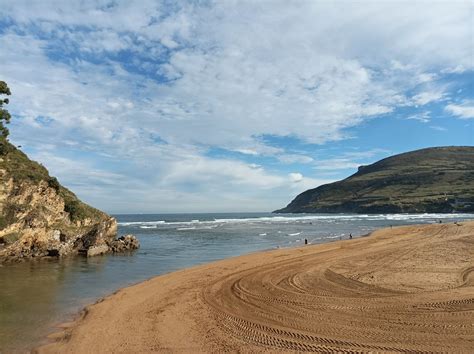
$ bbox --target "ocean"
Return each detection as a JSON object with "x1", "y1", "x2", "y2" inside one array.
[{"x1": 1, "y1": 212, "x2": 473, "y2": 351}]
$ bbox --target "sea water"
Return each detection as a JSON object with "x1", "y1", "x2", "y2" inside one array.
[{"x1": 1, "y1": 212, "x2": 473, "y2": 351}]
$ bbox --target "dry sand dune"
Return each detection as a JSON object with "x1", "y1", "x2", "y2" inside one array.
[{"x1": 39, "y1": 222, "x2": 474, "y2": 353}]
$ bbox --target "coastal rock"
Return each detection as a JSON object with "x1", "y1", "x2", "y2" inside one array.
[
  {"x1": 0, "y1": 141, "x2": 138, "y2": 263},
  {"x1": 109, "y1": 234, "x2": 140, "y2": 253},
  {"x1": 87, "y1": 245, "x2": 110, "y2": 257}
]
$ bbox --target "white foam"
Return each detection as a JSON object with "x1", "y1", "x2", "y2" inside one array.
[
  {"x1": 288, "y1": 232, "x2": 301, "y2": 236},
  {"x1": 118, "y1": 213, "x2": 474, "y2": 228},
  {"x1": 326, "y1": 235, "x2": 345, "y2": 239},
  {"x1": 119, "y1": 220, "x2": 166, "y2": 226}
]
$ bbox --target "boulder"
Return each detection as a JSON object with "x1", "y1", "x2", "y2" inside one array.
[
  {"x1": 87, "y1": 244, "x2": 110, "y2": 257},
  {"x1": 109, "y1": 234, "x2": 140, "y2": 253}
]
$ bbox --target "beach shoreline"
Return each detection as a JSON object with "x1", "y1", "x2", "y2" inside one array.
[{"x1": 37, "y1": 221, "x2": 474, "y2": 353}]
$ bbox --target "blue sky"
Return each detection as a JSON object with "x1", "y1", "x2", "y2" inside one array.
[{"x1": 1, "y1": 0, "x2": 473, "y2": 213}]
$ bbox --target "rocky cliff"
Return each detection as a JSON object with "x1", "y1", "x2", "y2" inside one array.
[
  {"x1": 0, "y1": 141, "x2": 138, "y2": 262},
  {"x1": 275, "y1": 146, "x2": 474, "y2": 214}
]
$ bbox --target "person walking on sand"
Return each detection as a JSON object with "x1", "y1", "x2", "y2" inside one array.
[{"x1": 349, "y1": 233, "x2": 352, "y2": 239}]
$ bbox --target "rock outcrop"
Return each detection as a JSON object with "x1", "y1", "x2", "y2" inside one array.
[
  {"x1": 0, "y1": 141, "x2": 139, "y2": 263},
  {"x1": 109, "y1": 235, "x2": 141, "y2": 253},
  {"x1": 275, "y1": 146, "x2": 474, "y2": 214}
]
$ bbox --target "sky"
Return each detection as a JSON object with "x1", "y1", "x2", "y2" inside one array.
[{"x1": 0, "y1": 0, "x2": 473, "y2": 214}]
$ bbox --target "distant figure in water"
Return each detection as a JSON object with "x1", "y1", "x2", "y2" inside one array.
[
  {"x1": 304, "y1": 238, "x2": 308, "y2": 245},
  {"x1": 439, "y1": 220, "x2": 443, "y2": 224},
  {"x1": 349, "y1": 233, "x2": 352, "y2": 239}
]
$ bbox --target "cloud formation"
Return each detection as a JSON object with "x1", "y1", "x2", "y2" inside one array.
[
  {"x1": 0, "y1": 0, "x2": 472, "y2": 212},
  {"x1": 445, "y1": 101, "x2": 474, "y2": 119}
]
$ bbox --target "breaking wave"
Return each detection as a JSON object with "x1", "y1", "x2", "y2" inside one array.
[{"x1": 118, "y1": 213, "x2": 474, "y2": 228}]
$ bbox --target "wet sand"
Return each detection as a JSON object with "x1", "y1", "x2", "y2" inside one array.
[{"x1": 39, "y1": 221, "x2": 474, "y2": 352}]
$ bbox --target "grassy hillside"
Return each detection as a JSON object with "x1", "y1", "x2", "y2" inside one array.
[
  {"x1": 0, "y1": 139, "x2": 104, "y2": 229},
  {"x1": 276, "y1": 146, "x2": 474, "y2": 214}
]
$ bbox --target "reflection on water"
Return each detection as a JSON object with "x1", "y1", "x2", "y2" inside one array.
[
  {"x1": 1, "y1": 212, "x2": 473, "y2": 351},
  {"x1": 0, "y1": 256, "x2": 111, "y2": 351}
]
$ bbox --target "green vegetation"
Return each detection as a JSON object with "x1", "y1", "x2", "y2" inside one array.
[
  {"x1": 2, "y1": 202, "x2": 26, "y2": 226},
  {"x1": 0, "y1": 140, "x2": 104, "y2": 226},
  {"x1": 0, "y1": 80, "x2": 11, "y2": 138},
  {"x1": 276, "y1": 147, "x2": 474, "y2": 214},
  {"x1": 0, "y1": 232, "x2": 20, "y2": 245},
  {"x1": 60, "y1": 188, "x2": 103, "y2": 222},
  {"x1": 0, "y1": 144, "x2": 51, "y2": 183},
  {"x1": 0, "y1": 80, "x2": 104, "y2": 229},
  {"x1": 0, "y1": 215, "x2": 8, "y2": 230}
]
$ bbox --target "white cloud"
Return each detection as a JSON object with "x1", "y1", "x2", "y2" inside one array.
[
  {"x1": 3, "y1": 1, "x2": 471, "y2": 149},
  {"x1": 278, "y1": 154, "x2": 314, "y2": 164},
  {"x1": 314, "y1": 159, "x2": 362, "y2": 171},
  {"x1": 312, "y1": 149, "x2": 391, "y2": 172},
  {"x1": 342, "y1": 149, "x2": 391, "y2": 160},
  {"x1": 289, "y1": 173, "x2": 303, "y2": 183},
  {"x1": 28, "y1": 148, "x2": 332, "y2": 213},
  {"x1": 234, "y1": 149, "x2": 259, "y2": 156},
  {"x1": 442, "y1": 65, "x2": 468, "y2": 74},
  {"x1": 430, "y1": 126, "x2": 447, "y2": 131},
  {"x1": 411, "y1": 90, "x2": 446, "y2": 106},
  {"x1": 406, "y1": 111, "x2": 431, "y2": 123},
  {"x1": 417, "y1": 73, "x2": 437, "y2": 83},
  {"x1": 161, "y1": 156, "x2": 285, "y2": 190},
  {"x1": 445, "y1": 101, "x2": 474, "y2": 119}
]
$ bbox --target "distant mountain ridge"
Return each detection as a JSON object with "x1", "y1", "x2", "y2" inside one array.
[{"x1": 275, "y1": 146, "x2": 474, "y2": 214}]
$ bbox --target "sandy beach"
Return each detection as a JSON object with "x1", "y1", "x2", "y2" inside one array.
[{"x1": 38, "y1": 221, "x2": 474, "y2": 353}]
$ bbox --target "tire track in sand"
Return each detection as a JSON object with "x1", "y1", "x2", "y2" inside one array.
[{"x1": 203, "y1": 222, "x2": 474, "y2": 352}]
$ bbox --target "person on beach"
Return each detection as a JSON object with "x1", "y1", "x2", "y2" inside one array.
[
  {"x1": 349, "y1": 233, "x2": 352, "y2": 239},
  {"x1": 304, "y1": 238, "x2": 308, "y2": 244}
]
